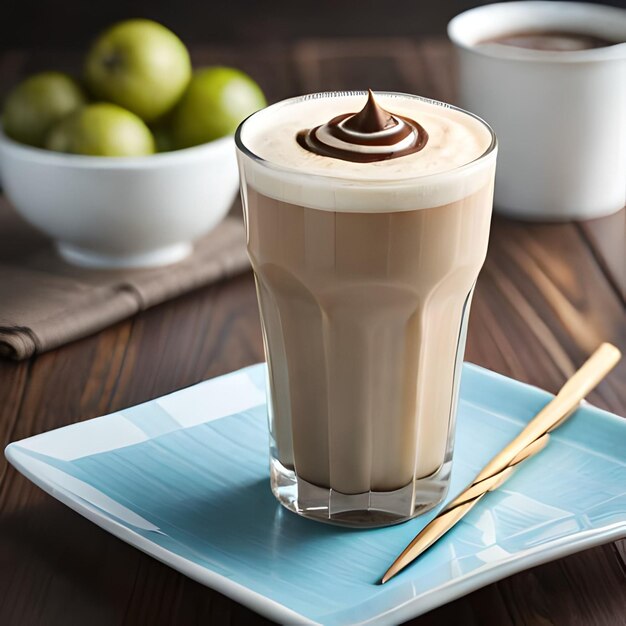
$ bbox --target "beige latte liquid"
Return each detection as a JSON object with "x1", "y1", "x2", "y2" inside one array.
[
  {"x1": 247, "y1": 184, "x2": 492, "y2": 496},
  {"x1": 237, "y1": 92, "x2": 497, "y2": 526}
]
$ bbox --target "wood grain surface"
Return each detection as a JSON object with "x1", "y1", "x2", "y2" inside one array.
[{"x1": 0, "y1": 39, "x2": 624, "y2": 626}]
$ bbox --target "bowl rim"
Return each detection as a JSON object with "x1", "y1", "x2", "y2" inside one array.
[{"x1": 0, "y1": 126, "x2": 235, "y2": 169}]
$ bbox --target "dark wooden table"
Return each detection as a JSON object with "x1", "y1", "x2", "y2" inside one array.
[{"x1": 1, "y1": 39, "x2": 625, "y2": 626}]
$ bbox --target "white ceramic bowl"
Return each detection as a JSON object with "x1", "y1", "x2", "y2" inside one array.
[
  {"x1": 0, "y1": 131, "x2": 240, "y2": 268},
  {"x1": 449, "y1": 1, "x2": 626, "y2": 221}
]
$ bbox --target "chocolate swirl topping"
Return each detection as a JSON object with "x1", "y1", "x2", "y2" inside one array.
[{"x1": 297, "y1": 90, "x2": 428, "y2": 163}]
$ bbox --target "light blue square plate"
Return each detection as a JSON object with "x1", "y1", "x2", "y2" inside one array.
[{"x1": 5, "y1": 363, "x2": 626, "y2": 625}]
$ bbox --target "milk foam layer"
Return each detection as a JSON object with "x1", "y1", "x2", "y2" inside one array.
[{"x1": 238, "y1": 92, "x2": 496, "y2": 212}]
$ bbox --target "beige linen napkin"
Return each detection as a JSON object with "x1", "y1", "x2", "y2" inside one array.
[{"x1": 0, "y1": 198, "x2": 250, "y2": 359}]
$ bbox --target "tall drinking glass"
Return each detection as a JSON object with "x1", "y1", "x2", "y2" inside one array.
[{"x1": 236, "y1": 92, "x2": 497, "y2": 527}]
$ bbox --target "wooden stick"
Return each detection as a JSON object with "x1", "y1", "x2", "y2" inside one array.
[{"x1": 380, "y1": 343, "x2": 621, "y2": 584}]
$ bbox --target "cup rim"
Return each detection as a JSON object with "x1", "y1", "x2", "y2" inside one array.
[
  {"x1": 235, "y1": 91, "x2": 497, "y2": 187},
  {"x1": 0, "y1": 126, "x2": 234, "y2": 170},
  {"x1": 448, "y1": 1, "x2": 626, "y2": 63}
]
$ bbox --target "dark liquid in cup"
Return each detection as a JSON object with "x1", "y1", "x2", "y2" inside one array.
[{"x1": 480, "y1": 30, "x2": 621, "y2": 51}]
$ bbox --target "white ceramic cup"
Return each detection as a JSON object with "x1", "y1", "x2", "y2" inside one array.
[{"x1": 448, "y1": 1, "x2": 626, "y2": 220}]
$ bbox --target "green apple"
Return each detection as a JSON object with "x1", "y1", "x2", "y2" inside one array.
[
  {"x1": 170, "y1": 67, "x2": 266, "y2": 149},
  {"x1": 46, "y1": 103, "x2": 155, "y2": 156},
  {"x1": 84, "y1": 19, "x2": 191, "y2": 122},
  {"x1": 2, "y1": 72, "x2": 86, "y2": 147}
]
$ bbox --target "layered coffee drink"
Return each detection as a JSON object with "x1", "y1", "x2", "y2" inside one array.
[{"x1": 236, "y1": 92, "x2": 496, "y2": 526}]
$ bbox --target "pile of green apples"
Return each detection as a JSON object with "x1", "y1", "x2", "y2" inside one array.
[{"x1": 2, "y1": 19, "x2": 266, "y2": 156}]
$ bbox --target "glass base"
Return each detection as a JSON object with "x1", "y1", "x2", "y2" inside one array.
[{"x1": 270, "y1": 457, "x2": 451, "y2": 528}]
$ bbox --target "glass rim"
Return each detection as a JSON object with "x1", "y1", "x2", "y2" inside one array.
[{"x1": 235, "y1": 91, "x2": 497, "y2": 187}]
